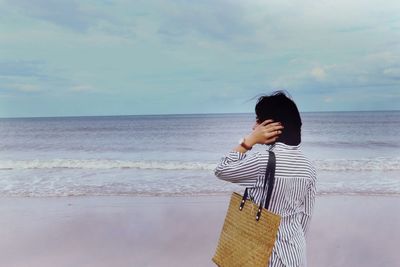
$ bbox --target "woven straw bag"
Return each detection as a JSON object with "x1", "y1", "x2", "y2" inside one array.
[{"x1": 212, "y1": 151, "x2": 281, "y2": 267}]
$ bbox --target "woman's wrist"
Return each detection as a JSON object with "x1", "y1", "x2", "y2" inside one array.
[
  {"x1": 245, "y1": 134, "x2": 257, "y2": 147},
  {"x1": 232, "y1": 134, "x2": 257, "y2": 153}
]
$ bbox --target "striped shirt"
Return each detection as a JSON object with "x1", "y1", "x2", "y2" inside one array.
[{"x1": 214, "y1": 142, "x2": 317, "y2": 267}]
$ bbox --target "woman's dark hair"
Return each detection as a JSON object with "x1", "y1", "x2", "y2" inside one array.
[{"x1": 255, "y1": 91, "x2": 302, "y2": 145}]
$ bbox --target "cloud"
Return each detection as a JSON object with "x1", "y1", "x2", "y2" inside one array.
[
  {"x1": 7, "y1": 0, "x2": 91, "y2": 32},
  {"x1": 383, "y1": 68, "x2": 400, "y2": 79},
  {"x1": 0, "y1": 81, "x2": 43, "y2": 95},
  {"x1": 2, "y1": 0, "x2": 142, "y2": 43},
  {"x1": 323, "y1": 96, "x2": 334, "y2": 103},
  {"x1": 270, "y1": 49, "x2": 400, "y2": 95},
  {"x1": 9, "y1": 83, "x2": 41, "y2": 92},
  {"x1": 157, "y1": 1, "x2": 254, "y2": 41},
  {"x1": 310, "y1": 67, "x2": 327, "y2": 81},
  {"x1": 0, "y1": 60, "x2": 66, "y2": 92},
  {"x1": 0, "y1": 60, "x2": 46, "y2": 77},
  {"x1": 5, "y1": 0, "x2": 130, "y2": 35},
  {"x1": 1, "y1": 0, "x2": 400, "y2": 116},
  {"x1": 0, "y1": 60, "x2": 73, "y2": 96},
  {"x1": 69, "y1": 84, "x2": 97, "y2": 92}
]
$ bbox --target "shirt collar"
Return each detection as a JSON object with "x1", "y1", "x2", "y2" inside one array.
[{"x1": 268, "y1": 142, "x2": 301, "y2": 151}]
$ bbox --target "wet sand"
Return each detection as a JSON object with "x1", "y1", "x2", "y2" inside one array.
[{"x1": 0, "y1": 194, "x2": 399, "y2": 267}]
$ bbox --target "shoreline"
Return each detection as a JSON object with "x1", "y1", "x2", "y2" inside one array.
[
  {"x1": 1, "y1": 194, "x2": 399, "y2": 267},
  {"x1": 1, "y1": 190, "x2": 400, "y2": 199}
]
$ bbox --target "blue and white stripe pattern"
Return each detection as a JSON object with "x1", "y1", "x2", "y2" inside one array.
[{"x1": 215, "y1": 142, "x2": 317, "y2": 267}]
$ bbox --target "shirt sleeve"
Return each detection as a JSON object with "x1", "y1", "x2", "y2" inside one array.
[
  {"x1": 300, "y1": 169, "x2": 317, "y2": 236},
  {"x1": 214, "y1": 151, "x2": 262, "y2": 187}
]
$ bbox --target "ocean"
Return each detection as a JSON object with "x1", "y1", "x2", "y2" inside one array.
[{"x1": 0, "y1": 111, "x2": 399, "y2": 197}]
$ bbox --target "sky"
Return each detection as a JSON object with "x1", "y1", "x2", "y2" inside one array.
[{"x1": 0, "y1": 0, "x2": 399, "y2": 117}]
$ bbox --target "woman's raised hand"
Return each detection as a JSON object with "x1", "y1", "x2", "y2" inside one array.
[{"x1": 247, "y1": 119, "x2": 284, "y2": 145}]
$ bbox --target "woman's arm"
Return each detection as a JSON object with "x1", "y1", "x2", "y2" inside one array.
[
  {"x1": 300, "y1": 170, "x2": 317, "y2": 236},
  {"x1": 232, "y1": 120, "x2": 283, "y2": 153},
  {"x1": 214, "y1": 120, "x2": 283, "y2": 187},
  {"x1": 214, "y1": 151, "x2": 262, "y2": 187}
]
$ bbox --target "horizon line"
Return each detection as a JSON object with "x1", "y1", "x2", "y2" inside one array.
[{"x1": 0, "y1": 109, "x2": 399, "y2": 120}]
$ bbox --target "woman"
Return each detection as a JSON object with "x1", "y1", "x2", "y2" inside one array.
[{"x1": 214, "y1": 91, "x2": 316, "y2": 267}]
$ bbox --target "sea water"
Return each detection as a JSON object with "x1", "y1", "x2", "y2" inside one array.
[{"x1": 0, "y1": 111, "x2": 399, "y2": 197}]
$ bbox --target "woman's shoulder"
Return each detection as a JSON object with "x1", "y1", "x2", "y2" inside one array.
[
  {"x1": 271, "y1": 144, "x2": 317, "y2": 181},
  {"x1": 303, "y1": 156, "x2": 317, "y2": 181}
]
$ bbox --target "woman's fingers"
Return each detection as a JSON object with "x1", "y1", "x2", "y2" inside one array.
[
  {"x1": 253, "y1": 120, "x2": 283, "y2": 144},
  {"x1": 263, "y1": 134, "x2": 280, "y2": 144},
  {"x1": 264, "y1": 128, "x2": 282, "y2": 138},
  {"x1": 260, "y1": 119, "x2": 274, "y2": 126},
  {"x1": 264, "y1": 122, "x2": 282, "y2": 129},
  {"x1": 264, "y1": 124, "x2": 284, "y2": 133},
  {"x1": 262, "y1": 123, "x2": 283, "y2": 144}
]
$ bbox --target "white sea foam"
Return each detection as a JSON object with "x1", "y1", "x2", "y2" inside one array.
[
  {"x1": 1, "y1": 162, "x2": 399, "y2": 197},
  {"x1": 0, "y1": 159, "x2": 214, "y2": 171},
  {"x1": 313, "y1": 158, "x2": 400, "y2": 171},
  {"x1": 1, "y1": 158, "x2": 400, "y2": 171}
]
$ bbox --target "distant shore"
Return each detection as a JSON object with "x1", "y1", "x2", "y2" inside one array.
[{"x1": 0, "y1": 194, "x2": 399, "y2": 267}]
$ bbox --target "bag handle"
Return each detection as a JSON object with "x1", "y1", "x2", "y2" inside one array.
[{"x1": 239, "y1": 151, "x2": 276, "y2": 221}]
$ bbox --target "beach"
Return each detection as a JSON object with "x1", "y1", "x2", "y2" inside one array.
[
  {"x1": 1, "y1": 194, "x2": 399, "y2": 267},
  {"x1": 1, "y1": 112, "x2": 399, "y2": 266}
]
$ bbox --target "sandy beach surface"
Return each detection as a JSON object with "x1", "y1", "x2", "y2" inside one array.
[{"x1": 1, "y1": 194, "x2": 399, "y2": 267}]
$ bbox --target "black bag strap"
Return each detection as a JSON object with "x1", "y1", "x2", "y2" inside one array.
[
  {"x1": 264, "y1": 151, "x2": 276, "y2": 210},
  {"x1": 239, "y1": 151, "x2": 276, "y2": 221}
]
